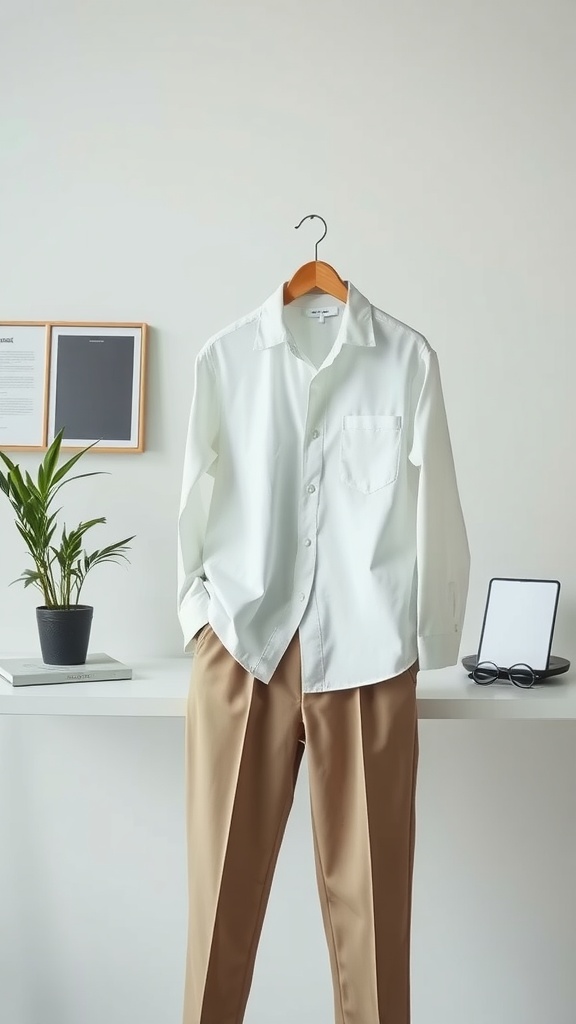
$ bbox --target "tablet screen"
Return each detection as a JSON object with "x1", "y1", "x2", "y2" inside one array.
[{"x1": 477, "y1": 578, "x2": 560, "y2": 671}]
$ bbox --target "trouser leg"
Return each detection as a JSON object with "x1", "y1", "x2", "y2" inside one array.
[
  {"x1": 183, "y1": 627, "x2": 305, "y2": 1024},
  {"x1": 303, "y1": 664, "x2": 419, "y2": 1024}
]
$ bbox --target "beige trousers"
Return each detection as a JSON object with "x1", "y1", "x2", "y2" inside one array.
[{"x1": 183, "y1": 624, "x2": 419, "y2": 1024}]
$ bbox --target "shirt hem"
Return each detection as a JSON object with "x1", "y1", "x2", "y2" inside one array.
[{"x1": 301, "y1": 657, "x2": 420, "y2": 693}]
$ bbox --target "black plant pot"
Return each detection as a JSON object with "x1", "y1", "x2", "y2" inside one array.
[{"x1": 36, "y1": 605, "x2": 94, "y2": 665}]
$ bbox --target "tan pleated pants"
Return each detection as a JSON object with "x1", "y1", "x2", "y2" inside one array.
[{"x1": 183, "y1": 624, "x2": 419, "y2": 1024}]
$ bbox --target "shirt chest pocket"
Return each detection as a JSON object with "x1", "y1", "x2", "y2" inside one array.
[{"x1": 340, "y1": 415, "x2": 402, "y2": 494}]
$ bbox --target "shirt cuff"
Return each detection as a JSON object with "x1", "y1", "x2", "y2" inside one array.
[
  {"x1": 418, "y1": 631, "x2": 461, "y2": 670},
  {"x1": 178, "y1": 580, "x2": 210, "y2": 653}
]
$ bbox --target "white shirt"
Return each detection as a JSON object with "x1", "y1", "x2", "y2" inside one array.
[{"x1": 178, "y1": 282, "x2": 470, "y2": 692}]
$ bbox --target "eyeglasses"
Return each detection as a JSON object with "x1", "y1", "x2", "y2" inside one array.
[{"x1": 469, "y1": 661, "x2": 540, "y2": 689}]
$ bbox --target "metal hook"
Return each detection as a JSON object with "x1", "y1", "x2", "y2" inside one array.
[{"x1": 294, "y1": 213, "x2": 328, "y2": 261}]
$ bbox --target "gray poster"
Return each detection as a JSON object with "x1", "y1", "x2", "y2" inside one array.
[{"x1": 54, "y1": 334, "x2": 135, "y2": 441}]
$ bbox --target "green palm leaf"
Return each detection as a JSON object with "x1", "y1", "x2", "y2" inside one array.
[{"x1": 0, "y1": 435, "x2": 135, "y2": 608}]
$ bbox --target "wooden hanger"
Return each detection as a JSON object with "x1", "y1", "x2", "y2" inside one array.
[{"x1": 283, "y1": 214, "x2": 348, "y2": 304}]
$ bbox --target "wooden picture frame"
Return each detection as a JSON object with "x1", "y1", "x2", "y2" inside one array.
[
  {"x1": 46, "y1": 323, "x2": 148, "y2": 453},
  {"x1": 0, "y1": 321, "x2": 51, "y2": 450},
  {"x1": 1, "y1": 321, "x2": 148, "y2": 453}
]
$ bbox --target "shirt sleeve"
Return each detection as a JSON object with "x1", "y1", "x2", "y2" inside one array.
[
  {"x1": 408, "y1": 343, "x2": 470, "y2": 669},
  {"x1": 177, "y1": 347, "x2": 219, "y2": 652}
]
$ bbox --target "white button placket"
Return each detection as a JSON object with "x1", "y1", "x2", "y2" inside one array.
[{"x1": 296, "y1": 372, "x2": 327, "y2": 692}]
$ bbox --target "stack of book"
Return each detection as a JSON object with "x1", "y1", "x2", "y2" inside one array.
[{"x1": 0, "y1": 653, "x2": 132, "y2": 687}]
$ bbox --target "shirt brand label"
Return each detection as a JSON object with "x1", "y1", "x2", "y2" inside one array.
[{"x1": 304, "y1": 306, "x2": 339, "y2": 324}]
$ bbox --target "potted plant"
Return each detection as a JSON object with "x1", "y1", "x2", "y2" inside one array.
[{"x1": 0, "y1": 429, "x2": 134, "y2": 665}]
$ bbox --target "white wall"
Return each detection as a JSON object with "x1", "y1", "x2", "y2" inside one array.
[
  {"x1": 1, "y1": 1, "x2": 575, "y2": 1022},
  {"x1": 1, "y1": 0, "x2": 575, "y2": 656}
]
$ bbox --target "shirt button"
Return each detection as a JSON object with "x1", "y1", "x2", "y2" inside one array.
[
  {"x1": 311, "y1": 429, "x2": 320, "y2": 439},
  {"x1": 303, "y1": 538, "x2": 312, "y2": 547},
  {"x1": 307, "y1": 484, "x2": 316, "y2": 494},
  {"x1": 299, "y1": 592, "x2": 306, "y2": 601}
]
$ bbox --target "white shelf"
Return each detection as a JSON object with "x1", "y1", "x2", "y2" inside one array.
[{"x1": 0, "y1": 656, "x2": 574, "y2": 719}]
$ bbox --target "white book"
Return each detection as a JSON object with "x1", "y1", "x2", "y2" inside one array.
[{"x1": 0, "y1": 653, "x2": 132, "y2": 687}]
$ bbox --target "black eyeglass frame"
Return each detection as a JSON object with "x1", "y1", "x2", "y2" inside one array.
[{"x1": 468, "y1": 660, "x2": 544, "y2": 689}]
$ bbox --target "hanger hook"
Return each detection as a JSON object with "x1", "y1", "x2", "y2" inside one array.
[{"x1": 294, "y1": 213, "x2": 328, "y2": 261}]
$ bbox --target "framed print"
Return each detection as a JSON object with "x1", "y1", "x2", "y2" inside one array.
[
  {"x1": 47, "y1": 323, "x2": 148, "y2": 452},
  {"x1": 0, "y1": 322, "x2": 50, "y2": 450}
]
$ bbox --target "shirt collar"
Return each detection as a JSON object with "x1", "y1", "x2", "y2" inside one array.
[{"x1": 254, "y1": 280, "x2": 376, "y2": 351}]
